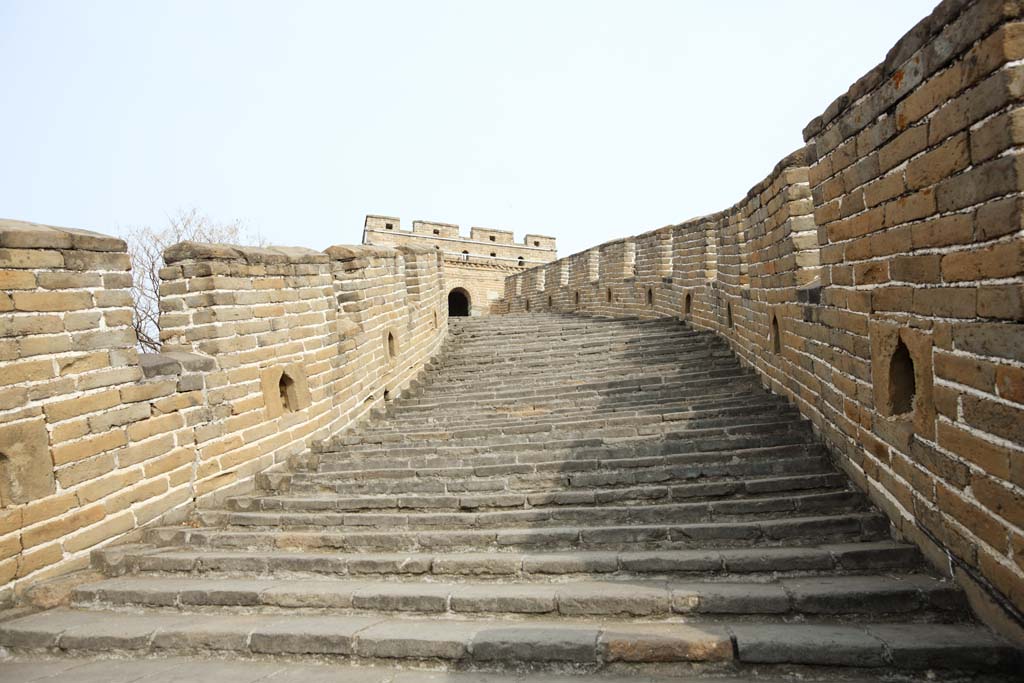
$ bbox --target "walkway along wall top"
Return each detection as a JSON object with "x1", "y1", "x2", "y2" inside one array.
[{"x1": 503, "y1": 0, "x2": 1024, "y2": 640}]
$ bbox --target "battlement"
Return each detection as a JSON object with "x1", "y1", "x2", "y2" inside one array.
[
  {"x1": 0, "y1": 218, "x2": 448, "y2": 603},
  {"x1": 363, "y1": 215, "x2": 557, "y2": 264}
]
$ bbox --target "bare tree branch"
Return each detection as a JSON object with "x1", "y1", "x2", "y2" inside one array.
[{"x1": 120, "y1": 208, "x2": 265, "y2": 352}]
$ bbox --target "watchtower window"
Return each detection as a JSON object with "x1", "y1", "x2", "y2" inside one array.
[
  {"x1": 517, "y1": 256, "x2": 525, "y2": 264},
  {"x1": 606, "y1": 288, "x2": 612, "y2": 303},
  {"x1": 387, "y1": 331, "x2": 396, "y2": 360},
  {"x1": 489, "y1": 236, "x2": 496, "y2": 242},
  {"x1": 726, "y1": 303, "x2": 733, "y2": 328},
  {"x1": 684, "y1": 293, "x2": 692, "y2": 317},
  {"x1": 433, "y1": 229, "x2": 440, "y2": 235},
  {"x1": 278, "y1": 372, "x2": 296, "y2": 412},
  {"x1": 646, "y1": 288, "x2": 653, "y2": 306},
  {"x1": 490, "y1": 252, "x2": 496, "y2": 257},
  {"x1": 533, "y1": 241, "x2": 540, "y2": 247},
  {"x1": 385, "y1": 223, "x2": 393, "y2": 230},
  {"x1": 889, "y1": 339, "x2": 916, "y2": 415},
  {"x1": 771, "y1": 315, "x2": 781, "y2": 354},
  {"x1": 524, "y1": 299, "x2": 530, "y2": 312},
  {"x1": 548, "y1": 295, "x2": 553, "y2": 308},
  {"x1": 383, "y1": 388, "x2": 391, "y2": 401},
  {"x1": 574, "y1": 291, "x2": 580, "y2": 307}
]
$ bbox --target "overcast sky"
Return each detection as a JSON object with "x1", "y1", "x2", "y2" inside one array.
[{"x1": 1, "y1": 0, "x2": 939, "y2": 257}]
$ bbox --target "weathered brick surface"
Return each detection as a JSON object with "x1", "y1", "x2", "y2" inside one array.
[
  {"x1": 0, "y1": 221, "x2": 447, "y2": 605},
  {"x1": 504, "y1": 0, "x2": 1024, "y2": 636},
  {"x1": 363, "y1": 216, "x2": 557, "y2": 316}
]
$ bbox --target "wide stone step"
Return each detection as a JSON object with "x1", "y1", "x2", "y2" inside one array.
[
  {"x1": 236, "y1": 472, "x2": 850, "y2": 511},
  {"x1": 317, "y1": 421, "x2": 816, "y2": 463},
  {"x1": 4, "y1": 654, "x2": 898, "y2": 683},
  {"x1": 307, "y1": 444, "x2": 829, "y2": 481},
  {"x1": 1, "y1": 608, "x2": 1016, "y2": 672},
  {"x1": 393, "y1": 371, "x2": 757, "y2": 409},
  {"x1": 371, "y1": 392, "x2": 785, "y2": 431},
  {"x1": 205, "y1": 490, "x2": 868, "y2": 531},
  {"x1": 351, "y1": 400, "x2": 796, "y2": 441},
  {"x1": 419, "y1": 346, "x2": 734, "y2": 381},
  {"x1": 93, "y1": 541, "x2": 926, "y2": 580},
  {"x1": 146, "y1": 512, "x2": 891, "y2": 552},
  {"x1": 72, "y1": 574, "x2": 966, "y2": 619},
  {"x1": 280, "y1": 462, "x2": 837, "y2": 496}
]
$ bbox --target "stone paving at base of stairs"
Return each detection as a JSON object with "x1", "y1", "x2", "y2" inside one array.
[{"x1": 0, "y1": 655, "x2": 1005, "y2": 683}]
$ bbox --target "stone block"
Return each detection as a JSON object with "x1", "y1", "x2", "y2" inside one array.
[{"x1": 0, "y1": 418, "x2": 55, "y2": 505}]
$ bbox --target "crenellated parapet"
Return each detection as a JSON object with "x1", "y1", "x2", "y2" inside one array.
[
  {"x1": 0, "y1": 222, "x2": 447, "y2": 604},
  {"x1": 363, "y1": 215, "x2": 558, "y2": 317}
]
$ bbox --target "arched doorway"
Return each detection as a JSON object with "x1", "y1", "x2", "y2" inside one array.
[{"x1": 448, "y1": 288, "x2": 471, "y2": 317}]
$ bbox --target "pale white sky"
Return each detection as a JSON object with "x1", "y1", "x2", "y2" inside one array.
[{"x1": 1, "y1": 0, "x2": 938, "y2": 257}]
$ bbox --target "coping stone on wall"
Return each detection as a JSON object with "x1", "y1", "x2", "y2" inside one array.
[{"x1": 0, "y1": 218, "x2": 126, "y2": 252}]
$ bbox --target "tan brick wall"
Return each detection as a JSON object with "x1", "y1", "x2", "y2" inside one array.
[
  {"x1": 0, "y1": 223, "x2": 447, "y2": 605},
  {"x1": 502, "y1": 0, "x2": 1024, "y2": 637}
]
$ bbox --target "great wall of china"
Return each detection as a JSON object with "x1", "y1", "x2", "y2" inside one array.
[{"x1": 0, "y1": 0, "x2": 1022, "y2": 677}]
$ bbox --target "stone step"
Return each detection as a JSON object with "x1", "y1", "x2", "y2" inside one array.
[
  {"x1": 3, "y1": 654, "x2": 901, "y2": 683},
  {"x1": 236, "y1": 472, "x2": 850, "y2": 510},
  {"x1": 93, "y1": 541, "x2": 926, "y2": 580},
  {"x1": 279, "y1": 463, "x2": 838, "y2": 496},
  {"x1": 72, "y1": 574, "x2": 966, "y2": 619},
  {"x1": 417, "y1": 345, "x2": 735, "y2": 381},
  {"x1": 308, "y1": 442, "x2": 827, "y2": 478},
  {"x1": 316, "y1": 420, "x2": 816, "y2": 462},
  {"x1": 351, "y1": 399, "x2": 795, "y2": 440},
  {"x1": 145, "y1": 512, "x2": 891, "y2": 552},
  {"x1": 370, "y1": 391, "x2": 784, "y2": 429},
  {"x1": 392, "y1": 371, "x2": 758, "y2": 409},
  {"x1": 343, "y1": 419, "x2": 802, "y2": 451},
  {"x1": 434, "y1": 330, "x2": 720, "y2": 356},
  {"x1": 205, "y1": 490, "x2": 868, "y2": 531},
  {"x1": 388, "y1": 386, "x2": 764, "y2": 421},
  {"x1": 1, "y1": 608, "x2": 1016, "y2": 672}
]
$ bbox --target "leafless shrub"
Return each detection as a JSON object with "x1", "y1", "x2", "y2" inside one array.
[{"x1": 121, "y1": 208, "x2": 264, "y2": 352}]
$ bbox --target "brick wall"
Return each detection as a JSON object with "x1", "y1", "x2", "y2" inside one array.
[
  {"x1": 0, "y1": 224, "x2": 447, "y2": 605},
  {"x1": 364, "y1": 215, "x2": 557, "y2": 316},
  {"x1": 503, "y1": 0, "x2": 1024, "y2": 638}
]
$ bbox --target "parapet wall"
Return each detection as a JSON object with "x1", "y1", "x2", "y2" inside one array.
[
  {"x1": 0, "y1": 223, "x2": 447, "y2": 604},
  {"x1": 503, "y1": 0, "x2": 1024, "y2": 637}
]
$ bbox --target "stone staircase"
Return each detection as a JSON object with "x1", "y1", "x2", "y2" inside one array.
[{"x1": 1, "y1": 313, "x2": 1019, "y2": 680}]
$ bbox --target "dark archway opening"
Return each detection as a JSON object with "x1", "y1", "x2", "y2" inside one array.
[
  {"x1": 574, "y1": 292, "x2": 580, "y2": 308},
  {"x1": 448, "y1": 288, "x2": 471, "y2": 317},
  {"x1": 890, "y1": 339, "x2": 916, "y2": 415},
  {"x1": 646, "y1": 288, "x2": 654, "y2": 306},
  {"x1": 524, "y1": 299, "x2": 530, "y2": 312},
  {"x1": 771, "y1": 315, "x2": 781, "y2": 354},
  {"x1": 726, "y1": 303, "x2": 733, "y2": 328},
  {"x1": 547, "y1": 295, "x2": 553, "y2": 308},
  {"x1": 684, "y1": 293, "x2": 692, "y2": 317}
]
